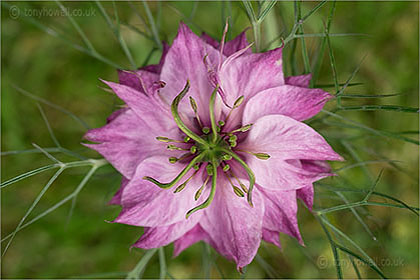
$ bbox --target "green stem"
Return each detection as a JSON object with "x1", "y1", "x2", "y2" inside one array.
[
  {"x1": 171, "y1": 81, "x2": 209, "y2": 147},
  {"x1": 220, "y1": 148, "x2": 255, "y2": 207},
  {"x1": 144, "y1": 153, "x2": 205, "y2": 189}
]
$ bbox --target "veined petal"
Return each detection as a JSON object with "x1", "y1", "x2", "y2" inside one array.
[
  {"x1": 239, "y1": 115, "x2": 343, "y2": 161},
  {"x1": 159, "y1": 22, "x2": 221, "y2": 126},
  {"x1": 243, "y1": 85, "x2": 332, "y2": 123},
  {"x1": 84, "y1": 109, "x2": 175, "y2": 179},
  {"x1": 109, "y1": 177, "x2": 129, "y2": 205},
  {"x1": 285, "y1": 73, "x2": 312, "y2": 88},
  {"x1": 262, "y1": 228, "x2": 282, "y2": 248},
  {"x1": 259, "y1": 187, "x2": 303, "y2": 244},
  {"x1": 296, "y1": 185, "x2": 314, "y2": 210},
  {"x1": 114, "y1": 156, "x2": 205, "y2": 227},
  {"x1": 133, "y1": 212, "x2": 202, "y2": 249},
  {"x1": 200, "y1": 176, "x2": 264, "y2": 270},
  {"x1": 102, "y1": 81, "x2": 176, "y2": 133},
  {"x1": 218, "y1": 46, "x2": 284, "y2": 107},
  {"x1": 173, "y1": 224, "x2": 211, "y2": 257}
]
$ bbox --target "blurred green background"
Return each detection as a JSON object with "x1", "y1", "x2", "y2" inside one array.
[{"x1": 2, "y1": 1, "x2": 419, "y2": 278}]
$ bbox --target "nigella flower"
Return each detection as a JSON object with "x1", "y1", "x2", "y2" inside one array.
[{"x1": 84, "y1": 22, "x2": 342, "y2": 270}]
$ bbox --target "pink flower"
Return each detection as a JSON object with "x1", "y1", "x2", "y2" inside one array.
[{"x1": 84, "y1": 22, "x2": 342, "y2": 270}]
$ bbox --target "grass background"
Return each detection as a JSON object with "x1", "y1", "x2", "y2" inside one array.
[{"x1": 2, "y1": 1, "x2": 419, "y2": 278}]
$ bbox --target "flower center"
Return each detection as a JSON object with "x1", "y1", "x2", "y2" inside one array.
[{"x1": 143, "y1": 81, "x2": 269, "y2": 218}]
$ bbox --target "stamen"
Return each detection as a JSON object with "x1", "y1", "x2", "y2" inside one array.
[
  {"x1": 230, "y1": 170, "x2": 248, "y2": 194},
  {"x1": 236, "y1": 149, "x2": 271, "y2": 160},
  {"x1": 230, "y1": 124, "x2": 253, "y2": 134},
  {"x1": 156, "y1": 136, "x2": 183, "y2": 143},
  {"x1": 190, "y1": 146, "x2": 197, "y2": 154},
  {"x1": 184, "y1": 136, "x2": 191, "y2": 142},
  {"x1": 223, "y1": 164, "x2": 230, "y2": 172},
  {"x1": 167, "y1": 144, "x2": 189, "y2": 151},
  {"x1": 186, "y1": 158, "x2": 218, "y2": 218},
  {"x1": 220, "y1": 148, "x2": 255, "y2": 207},
  {"x1": 218, "y1": 120, "x2": 225, "y2": 127},
  {"x1": 169, "y1": 157, "x2": 178, "y2": 164},
  {"x1": 225, "y1": 171, "x2": 244, "y2": 198},
  {"x1": 224, "y1": 95, "x2": 244, "y2": 123},
  {"x1": 202, "y1": 127, "x2": 210, "y2": 134},
  {"x1": 144, "y1": 153, "x2": 206, "y2": 189},
  {"x1": 189, "y1": 96, "x2": 203, "y2": 128},
  {"x1": 222, "y1": 154, "x2": 232, "y2": 161},
  {"x1": 195, "y1": 176, "x2": 210, "y2": 201},
  {"x1": 174, "y1": 169, "x2": 199, "y2": 193}
]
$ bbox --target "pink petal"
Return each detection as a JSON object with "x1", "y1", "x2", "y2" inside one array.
[
  {"x1": 262, "y1": 228, "x2": 282, "y2": 248},
  {"x1": 109, "y1": 177, "x2": 129, "y2": 205},
  {"x1": 259, "y1": 187, "x2": 303, "y2": 244},
  {"x1": 296, "y1": 185, "x2": 314, "y2": 210},
  {"x1": 102, "y1": 81, "x2": 176, "y2": 134},
  {"x1": 133, "y1": 212, "x2": 202, "y2": 249},
  {"x1": 218, "y1": 46, "x2": 284, "y2": 107},
  {"x1": 242, "y1": 85, "x2": 332, "y2": 123},
  {"x1": 200, "y1": 176, "x2": 264, "y2": 270},
  {"x1": 239, "y1": 115, "x2": 343, "y2": 161},
  {"x1": 84, "y1": 109, "x2": 174, "y2": 179},
  {"x1": 159, "y1": 22, "x2": 221, "y2": 126},
  {"x1": 224, "y1": 30, "x2": 251, "y2": 57},
  {"x1": 114, "y1": 156, "x2": 206, "y2": 227},
  {"x1": 285, "y1": 74, "x2": 312, "y2": 88},
  {"x1": 117, "y1": 69, "x2": 159, "y2": 95},
  {"x1": 201, "y1": 33, "x2": 219, "y2": 49},
  {"x1": 173, "y1": 224, "x2": 210, "y2": 257}
]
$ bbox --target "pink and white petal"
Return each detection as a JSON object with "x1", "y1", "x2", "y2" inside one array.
[
  {"x1": 224, "y1": 30, "x2": 251, "y2": 57},
  {"x1": 117, "y1": 69, "x2": 160, "y2": 95},
  {"x1": 239, "y1": 115, "x2": 343, "y2": 161},
  {"x1": 262, "y1": 228, "x2": 281, "y2": 248},
  {"x1": 218, "y1": 46, "x2": 285, "y2": 107},
  {"x1": 285, "y1": 74, "x2": 312, "y2": 88},
  {"x1": 201, "y1": 33, "x2": 219, "y2": 49},
  {"x1": 159, "y1": 23, "x2": 221, "y2": 126},
  {"x1": 84, "y1": 109, "x2": 172, "y2": 179},
  {"x1": 109, "y1": 177, "x2": 129, "y2": 205},
  {"x1": 296, "y1": 185, "x2": 314, "y2": 210},
  {"x1": 200, "y1": 176, "x2": 264, "y2": 270},
  {"x1": 173, "y1": 224, "x2": 210, "y2": 257},
  {"x1": 242, "y1": 85, "x2": 332, "y2": 123},
  {"x1": 259, "y1": 187, "x2": 303, "y2": 244},
  {"x1": 114, "y1": 156, "x2": 205, "y2": 227},
  {"x1": 240, "y1": 156, "x2": 329, "y2": 191},
  {"x1": 133, "y1": 212, "x2": 202, "y2": 250},
  {"x1": 102, "y1": 81, "x2": 176, "y2": 134}
]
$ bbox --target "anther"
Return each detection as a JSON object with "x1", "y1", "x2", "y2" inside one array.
[
  {"x1": 156, "y1": 136, "x2": 183, "y2": 143},
  {"x1": 226, "y1": 172, "x2": 244, "y2": 197},
  {"x1": 190, "y1": 146, "x2": 197, "y2": 154},
  {"x1": 206, "y1": 164, "x2": 213, "y2": 176},
  {"x1": 167, "y1": 144, "x2": 188, "y2": 151},
  {"x1": 189, "y1": 96, "x2": 203, "y2": 128},
  {"x1": 237, "y1": 149, "x2": 271, "y2": 160},
  {"x1": 233, "y1": 95, "x2": 245, "y2": 108},
  {"x1": 169, "y1": 157, "x2": 178, "y2": 164},
  {"x1": 202, "y1": 127, "x2": 210, "y2": 134},
  {"x1": 223, "y1": 164, "x2": 230, "y2": 172},
  {"x1": 218, "y1": 120, "x2": 225, "y2": 127},
  {"x1": 222, "y1": 154, "x2": 232, "y2": 161},
  {"x1": 174, "y1": 169, "x2": 199, "y2": 193},
  {"x1": 184, "y1": 136, "x2": 191, "y2": 142},
  {"x1": 195, "y1": 176, "x2": 210, "y2": 201},
  {"x1": 231, "y1": 124, "x2": 253, "y2": 134}
]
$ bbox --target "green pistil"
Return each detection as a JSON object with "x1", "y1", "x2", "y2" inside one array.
[
  {"x1": 171, "y1": 81, "x2": 209, "y2": 147},
  {"x1": 186, "y1": 157, "x2": 218, "y2": 219},
  {"x1": 143, "y1": 153, "x2": 205, "y2": 189},
  {"x1": 209, "y1": 86, "x2": 220, "y2": 143},
  {"x1": 220, "y1": 148, "x2": 255, "y2": 207}
]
